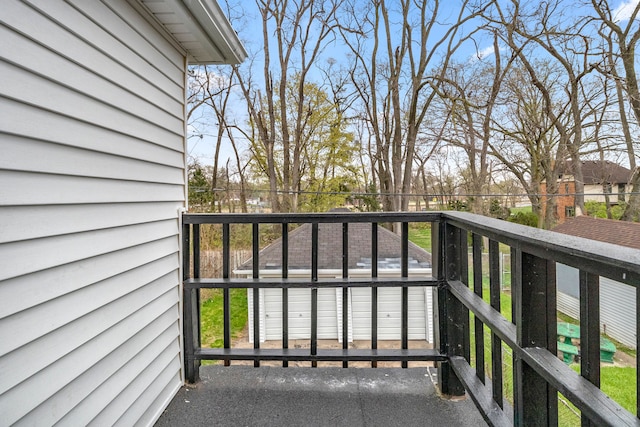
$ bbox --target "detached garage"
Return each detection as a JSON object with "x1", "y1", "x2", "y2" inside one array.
[{"x1": 235, "y1": 221, "x2": 434, "y2": 344}]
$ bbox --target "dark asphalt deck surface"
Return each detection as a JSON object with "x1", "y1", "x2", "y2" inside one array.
[{"x1": 155, "y1": 365, "x2": 487, "y2": 427}]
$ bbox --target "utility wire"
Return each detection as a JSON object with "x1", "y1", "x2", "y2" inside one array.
[{"x1": 188, "y1": 187, "x2": 640, "y2": 199}]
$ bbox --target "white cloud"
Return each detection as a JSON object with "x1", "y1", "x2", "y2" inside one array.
[
  {"x1": 470, "y1": 45, "x2": 505, "y2": 63},
  {"x1": 613, "y1": 0, "x2": 639, "y2": 22},
  {"x1": 476, "y1": 45, "x2": 496, "y2": 60}
]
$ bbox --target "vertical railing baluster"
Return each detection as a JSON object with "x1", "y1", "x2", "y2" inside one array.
[
  {"x1": 489, "y1": 239, "x2": 503, "y2": 409},
  {"x1": 514, "y1": 250, "x2": 557, "y2": 425},
  {"x1": 472, "y1": 233, "x2": 484, "y2": 383},
  {"x1": 401, "y1": 222, "x2": 409, "y2": 368},
  {"x1": 371, "y1": 223, "x2": 378, "y2": 368},
  {"x1": 253, "y1": 223, "x2": 260, "y2": 367},
  {"x1": 311, "y1": 222, "x2": 319, "y2": 367},
  {"x1": 459, "y1": 229, "x2": 471, "y2": 364},
  {"x1": 282, "y1": 223, "x2": 289, "y2": 367},
  {"x1": 510, "y1": 247, "x2": 518, "y2": 325},
  {"x1": 222, "y1": 223, "x2": 230, "y2": 367},
  {"x1": 580, "y1": 270, "x2": 600, "y2": 427},
  {"x1": 193, "y1": 224, "x2": 201, "y2": 279},
  {"x1": 183, "y1": 222, "x2": 199, "y2": 383},
  {"x1": 183, "y1": 222, "x2": 191, "y2": 279},
  {"x1": 194, "y1": 224, "x2": 201, "y2": 356},
  {"x1": 342, "y1": 222, "x2": 349, "y2": 368}
]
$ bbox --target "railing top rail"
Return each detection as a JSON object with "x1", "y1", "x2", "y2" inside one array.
[
  {"x1": 182, "y1": 210, "x2": 640, "y2": 285},
  {"x1": 443, "y1": 211, "x2": 640, "y2": 286},
  {"x1": 182, "y1": 211, "x2": 442, "y2": 224}
]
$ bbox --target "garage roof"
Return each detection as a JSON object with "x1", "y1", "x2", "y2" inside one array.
[
  {"x1": 138, "y1": 0, "x2": 247, "y2": 64},
  {"x1": 237, "y1": 222, "x2": 432, "y2": 271}
]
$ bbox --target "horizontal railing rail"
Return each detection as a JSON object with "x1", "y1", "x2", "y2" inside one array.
[
  {"x1": 435, "y1": 212, "x2": 639, "y2": 427},
  {"x1": 182, "y1": 211, "x2": 640, "y2": 427}
]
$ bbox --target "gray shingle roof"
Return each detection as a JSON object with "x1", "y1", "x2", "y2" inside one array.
[
  {"x1": 561, "y1": 160, "x2": 631, "y2": 185},
  {"x1": 237, "y1": 222, "x2": 431, "y2": 271},
  {"x1": 553, "y1": 216, "x2": 640, "y2": 250}
]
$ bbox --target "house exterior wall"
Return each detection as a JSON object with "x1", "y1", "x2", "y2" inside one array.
[
  {"x1": 583, "y1": 184, "x2": 630, "y2": 204},
  {"x1": 0, "y1": 1, "x2": 186, "y2": 425},
  {"x1": 541, "y1": 180, "x2": 576, "y2": 224},
  {"x1": 556, "y1": 264, "x2": 636, "y2": 349}
]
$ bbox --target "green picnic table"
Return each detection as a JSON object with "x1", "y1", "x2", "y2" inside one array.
[
  {"x1": 557, "y1": 322, "x2": 580, "y2": 363},
  {"x1": 556, "y1": 322, "x2": 616, "y2": 364}
]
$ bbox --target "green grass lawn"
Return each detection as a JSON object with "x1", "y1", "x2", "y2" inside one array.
[
  {"x1": 601, "y1": 366, "x2": 637, "y2": 413},
  {"x1": 509, "y1": 205, "x2": 532, "y2": 214},
  {"x1": 200, "y1": 288, "x2": 248, "y2": 350},
  {"x1": 408, "y1": 224, "x2": 432, "y2": 251}
]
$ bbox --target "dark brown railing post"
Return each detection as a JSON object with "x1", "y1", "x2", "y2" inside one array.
[
  {"x1": 434, "y1": 219, "x2": 467, "y2": 396},
  {"x1": 342, "y1": 222, "x2": 349, "y2": 368},
  {"x1": 472, "y1": 233, "x2": 484, "y2": 383},
  {"x1": 182, "y1": 222, "x2": 200, "y2": 383},
  {"x1": 513, "y1": 250, "x2": 557, "y2": 425},
  {"x1": 252, "y1": 223, "x2": 260, "y2": 368},
  {"x1": 488, "y1": 239, "x2": 503, "y2": 409}
]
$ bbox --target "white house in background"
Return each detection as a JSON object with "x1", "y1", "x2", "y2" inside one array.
[
  {"x1": 553, "y1": 216, "x2": 638, "y2": 349},
  {"x1": 0, "y1": 2, "x2": 245, "y2": 425},
  {"x1": 580, "y1": 160, "x2": 632, "y2": 203},
  {"x1": 235, "y1": 220, "x2": 434, "y2": 344}
]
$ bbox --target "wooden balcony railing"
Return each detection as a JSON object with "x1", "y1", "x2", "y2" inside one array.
[{"x1": 182, "y1": 211, "x2": 640, "y2": 426}]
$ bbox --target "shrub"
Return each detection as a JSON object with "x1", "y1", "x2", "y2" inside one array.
[
  {"x1": 489, "y1": 198, "x2": 511, "y2": 220},
  {"x1": 508, "y1": 211, "x2": 538, "y2": 227}
]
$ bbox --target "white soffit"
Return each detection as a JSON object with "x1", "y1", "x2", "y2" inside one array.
[{"x1": 139, "y1": 0, "x2": 247, "y2": 64}]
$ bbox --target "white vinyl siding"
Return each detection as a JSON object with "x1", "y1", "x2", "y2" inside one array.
[
  {"x1": 556, "y1": 264, "x2": 636, "y2": 349},
  {"x1": 599, "y1": 277, "x2": 636, "y2": 349},
  {"x1": 0, "y1": 1, "x2": 186, "y2": 425}
]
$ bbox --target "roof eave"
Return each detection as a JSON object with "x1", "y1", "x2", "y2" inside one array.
[{"x1": 139, "y1": 0, "x2": 247, "y2": 65}]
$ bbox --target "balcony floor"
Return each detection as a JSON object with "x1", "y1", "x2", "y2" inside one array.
[{"x1": 155, "y1": 365, "x2": 487, "y2": 426}]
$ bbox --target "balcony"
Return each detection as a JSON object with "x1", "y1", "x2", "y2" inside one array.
[{"x1": 161, "y1": 211, "x2": 640, "y2": 426}]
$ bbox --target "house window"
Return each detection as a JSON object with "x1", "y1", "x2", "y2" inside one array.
[
  {"x1": 604, "y1": 183, "x2": 612, "y2": 194},
  {"x1": 564, "y1": 183, "x2": 570, "y2": 194},
  {"x1": 565, "y1": 206, "x2": 575, "y2": 218},
  {"x1": 618, "y1": 184, "x2": 625, "y2": 202}
]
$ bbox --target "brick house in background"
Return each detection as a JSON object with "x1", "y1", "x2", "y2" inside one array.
[{"x1": 541, "y1": 160, "x2": 632, "y2": 223}]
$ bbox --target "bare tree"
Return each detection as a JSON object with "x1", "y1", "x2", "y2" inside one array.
[
  {"x1": 340, "y1": 0, "x2": 487, "y2": 213},
  {"x1": 433, "y1": 34, "x2": 516, "y2": 214},
  {"x1": 235, "y1": 0, "x2": 343, "y2": 212},
  {"x1": 590, "y1": 0, "x2": 640, "y2": 220},
  {"x1": 187, "y1": 65, "x2": 243, "y2": 211},
  {"x1": 489, "y1": 62, "x2": 565, "y2": 228},
  {"x1": 486, "y1": 0, "x2": 599, "y2": 221}
]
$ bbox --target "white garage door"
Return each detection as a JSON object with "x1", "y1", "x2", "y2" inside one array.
[
  {"x1": 250, "y1": 288, "x2": 341, "y2": 342},
  {"x1": 351, "y1": 287, "x2": 430, "y2": 341},
  {"x1": 250, "y1": 285, "x2": 432, "y2": 343}
]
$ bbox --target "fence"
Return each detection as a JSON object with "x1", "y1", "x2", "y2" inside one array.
[{"x1": 199, "y1": 249, "x2": 252, "y2": 278}]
